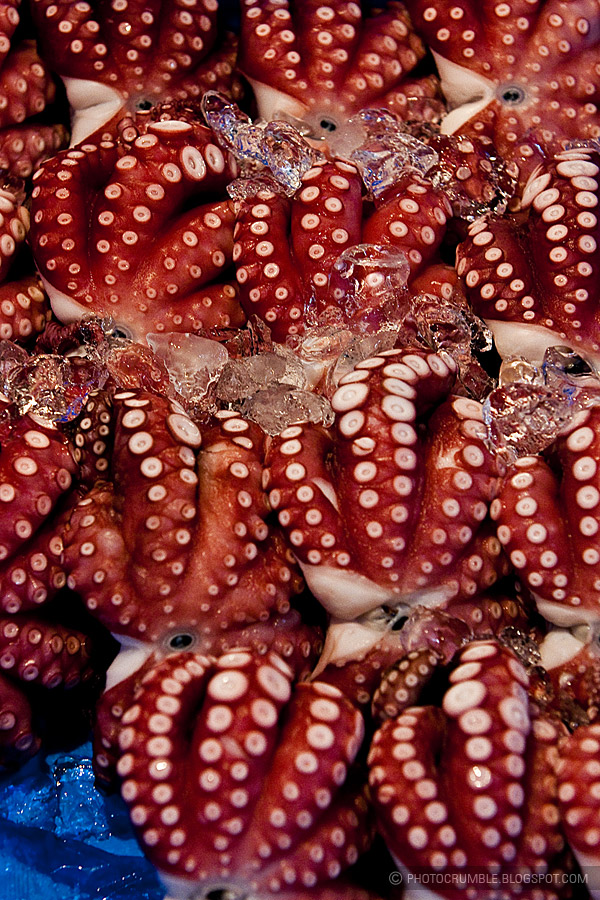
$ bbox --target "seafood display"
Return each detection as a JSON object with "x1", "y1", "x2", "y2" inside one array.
[{"x1": 0, "y1": 1, "x2": 600, "y2": 899}]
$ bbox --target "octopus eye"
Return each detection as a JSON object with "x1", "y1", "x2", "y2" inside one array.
[
  {"x1": 135, "y1": 98, "x2": 154, "y2": 111},
  {"x1": 111, "y1": 324, "x2": 134, "y2": 340},
  {"x1": 167, "y1": 632, "x2": 195, "y2": 651},
  {"x1": 205, "y1": 890, "x2": 247, "y2": 900},
  {"x1": 319, "y1": 117, "x2": 338, "y2": 133},
  {"x1": 544, "y1": 345, "x2": 595, "y2": 378},
  {"x1": 499, "y1": 85, "x2": 526, "y2": 106},
  {"x1": 391, "y1": 615, "x2": 408, "y2": 632}
]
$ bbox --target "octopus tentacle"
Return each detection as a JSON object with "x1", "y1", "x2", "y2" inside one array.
[
  {"x1": 238, "y1": 0, "x2": 442, "y2": 145},
  {"x1": 362, "y1": 170, "x2": 452, "y2": 279},
  {"x1": 0, "y1": 615, "x2": 94, "y2": 690},
  {"x1": 556, "y1": 720, "x2": 600, "y2": 882},
  {"x1": 30, "y1": 121, "x2": 244, "y2": 341},
  {"x1": 30, "y1": 0, "x2": 242, "y2": 144},
  {"x1": 457, "y1": 145, "x2": 600, "y2": 365},
  {"x1": 94, "y1": 606, "x2": 323, "y2": 790},
  {"x1": 267, "y1": 348, "x2": 505, "y2": 619},
  {"x1": 0, "y1": 184, "x2": 29, "y2": 283},
  {"x1": 64, "y1": 391, "x2": 303, "y2": 645},
  {"x1": 492, "y1": 407, "x2": 600, "y2": 626},
  {"x1": 0, "y1": 123, "x2": 68, "y2": 180},
  {"x1": 232, "y1": 160, "x2": 363, "y2": 339},
  {"x1": 0, "y1": 672, "x2": 39, "y2": 767},
  {"x1": 372, "y1": 648, "x2": 444, "y2": 722},
  {"x1": 0, "y1": 276, "x2": 51, "y2": 344},
  {"x1": 369, "y1": 641, "x2": 567, "y2": 896},
  {"x1": 113, "y1": 648, "x2": 371, "y2": 897},
  {"x1": 0, "y1": 40, "x2": 56, "y2": 130},
  {"x1": 404, "y1": 0, "x2": 600, "y2": 172}
]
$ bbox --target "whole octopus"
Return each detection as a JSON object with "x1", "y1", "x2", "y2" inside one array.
[{"x1": 0, "y1": 2, "x2": 599, "y2": 900}]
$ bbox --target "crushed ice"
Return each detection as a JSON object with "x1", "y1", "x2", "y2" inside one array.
[
  {"x1": 202, "y1": 91, "x2": 318, "y2": 195},
  {"x1": 483, "y1": 346, "x2": 600, "y2": 464}
]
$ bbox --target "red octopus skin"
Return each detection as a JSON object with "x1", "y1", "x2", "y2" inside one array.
[
  {"x1": 0, "y1": 395, "x2": 106, "y2": 766},
  {"x1": 237, "y1": 0, "x2": 442, "y2": 146},
  {"x1": 317, "y1": 589, "x2": 530, "y2": 713},
  {"x1": 362, "y1": 169, "x2": 452, "y2": 277},
  {"x1": 29, "y1": 0, "x2": 242, "y2": 145},
  {"x1": 0, "y1": 614, "x2": 98, "y2": 767},
  {"x1": 0, "y1": 275, "x2": 51, "y2": 343},
  {"x1": 491, "y1": 406, "x2": 600, "y2": 628},
  {"x1": 404, "y1": 0, "x2": 600, "y2": 174},
  {"x1": 0, "y1": 122, "x2": 68, "y2": 181},
  {"x1": 265, "y1": 347, "x2": 507, "y2": 619},
  {"x1": 232, "y1": 160, "x2": 363, "y2": 340},
  {"x1": 94, "y1": 604, "x2": 323, "y2": 789},
  {"x1": 0, "y1": 183, "x2": 29, "y2": 283},
  {"x1": 29, "y1": 119, "x2": 245, "y2": 343},
  {"x1": 539, "y1": 628, "x2": 600, "y2": 725},
  {"x1": 232, "y1": 162, "x2": 453, "y2": 340},
  {"x1": 110, "y1": 647, "x2": 375, "y2": 900},
  {"x1": 369, "y1": 640, "x2": 569, "y2": 899},
  {"x1": 556, "y1": 720, "x2": 600, "y2": 892},
  {"x1": 0, "y1": 400, "x2": 79, "y2": 615},
  {"x1": 63, "y1": 389, "x2": 305, "y2": 648},
  {"x1": 0, "y1": 7, "x2": 68, "y2": 179},
  {"x1": 457, "y1": 144, "x2": 600, "y2": 367}
]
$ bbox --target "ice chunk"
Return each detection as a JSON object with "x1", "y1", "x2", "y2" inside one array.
[
  {"x1": 0, "y1": 340, "x2": 28, "y2": 388},
  {"x1": 498, "y1": 626, "x2": 541, "y2": 669},
  {"x1": 327, "y1": 329, "x2": 403, "y2": 393},
  {"x1": 410, "y1": 292, "x2": 494, "y2": 398},
  {"x1": 202, "y1": 91, "x2": 317, "y2": 195},
  {"x1": 542, "y1": 344, "x2": 600, "y2": 396},
  {"x1": 104, "y1": 337, "x2": 173, "y2": 395},
  {"x1": 227, "y1": 172, "x2": 286, "y2": 203},
  {"x1": 216, "y1": 348, "x2": 305, "y2": 403},
  {"x1": 483, "y1": 381, "x2": 576, "y2": 465},
  {"x1": 239, "y1": 384, "x2": 334, "y2": 435},
  {"x1": 484, "y1": 347, "x2": 600, "y2": 463},
  {"x1": 54, "y1": 754, "x2": 110, "y2": 841},
  {"x1": 328, "y1": 243, "x2": 411, "y2": 325},
  {"x1": 348, "y1": 109, "x2": 439, "y2": 198},
  {"x1": 3, "y1": 353, "x2": 107, "y2": 423},
  {"x1": 147, "y1": 332, "x2": 228, "y2": 419},
  {"x1": 428, "y1": 134, "x2": 515, "y2": 220}
]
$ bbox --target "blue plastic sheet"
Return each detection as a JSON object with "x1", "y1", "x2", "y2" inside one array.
[{"x1": 0, "y1": 742, "x2": 162, "y2": 900}]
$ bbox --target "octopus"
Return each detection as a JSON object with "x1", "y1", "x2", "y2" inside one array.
[
  {"x1": 368, "y1": 639, "x2": 573, "y2": 899},
  {"x1": 0, "y1": 392, "x2": 103, "y2": 766},
  {"x1": 404, "y1": 0, "x2": 600, "y2": 177},
  {"x1": 29, "y1": 0, "x2": 243, "y2": 145},
  {"x1": 0, "y1": 1, "x2": 68, "y2": 178},
  {"x1": 106, "y1": 646, "x2": 377, "y2": 900},
  {"x1": 491, "y1": 404, "x2": 600, "y2": 628},
  {"x1": 232, "y1": 157, "x2": 471, "y2": 340},
  {"x1": 0, "y1": 182, "x2": 52, "y2": 343},
  {"x1": 457, "y1": 143, "x2": 600, "y2": 367},
  {"x1": 237, "y1": 0, "x2": 443, "y2": 149},
  {"x1": 265, "y1": 346, "x2": 508, "y2": 620},
  {"x1": 28, "y1": 117, "x2": 245, "y2": 342}
]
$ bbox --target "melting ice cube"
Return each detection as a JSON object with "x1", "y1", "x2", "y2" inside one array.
[
  {"x1": 483, "y1": 347, "x2": 600, "y2": 464},
  {"x1": 146, "y1": 332, "x2": 228, "y2": 419},
  {"x1": 216, "y1": 348, "x2": 306, "y2": 403},
  {"x1": 202, "y1": 91, "x2": 318, "y2": 195},
  {"x1": 348, "y1": 108, "x2": 439, "y2": 198},
  {"x1": 4, "y1": 353, "x2": 106, "y2": 423},
  {"x1": 239, "y1": 384, "x2": 334, "y2": 435},
  {"x1": 328, "y1": 243, "x2": 411, "y2": 324}
]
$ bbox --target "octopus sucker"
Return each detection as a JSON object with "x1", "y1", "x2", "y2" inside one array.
[{"x1": 267, "y1": 348, "x2": 506, "y2": 619}]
